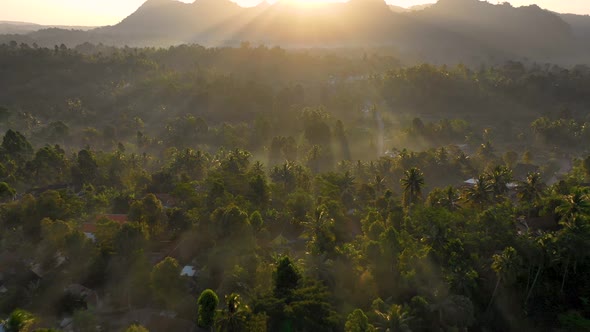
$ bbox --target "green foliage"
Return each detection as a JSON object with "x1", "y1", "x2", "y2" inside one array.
[
  {"x1": 559, "y1": 310, "x2": 590, "y2": 331},
  {"x1": 72, "y1": 310, "x2": 98, "y2": 332},
  {"x1": 150, "y1": 257, "x2": 184, "y2": 307},
  {"x1": 0, "y1": 181, "x2": 15, "y2": 202},
  {"x1": 2, "y1": 130, "x2": 33, "y2": 163},
  {"x1": 401, "y1": 167, "x2": 425, "y2": 207},
  {"x1": 216, "y1": 293, "x2": 251, "y2": 332},
  {"x1": 123, "y1": 324, "x2": 149, "y2": 332},
  {"x1": 3, "y1": 309, "x2": 35, "y2": 332},
  {"x1": 129, "y1": 194, "x2": 166, "y2": 235},
  {"x1": 197, "y1": 289, "x2": 219, "y2": 328},
  {"x1": 274, "y1": 256, "x2": 300, "y2": 298},
  {"x1": 345, "y1": 309, "x2": 375, "y2": 332},
  {"x1": 2, "y1": 44, "x2": 590, "y2": 332}
]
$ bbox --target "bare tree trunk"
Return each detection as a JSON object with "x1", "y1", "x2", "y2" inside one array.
[
  {"x1": 487, "y1": 277, "x2": 501, "y2": 313},
  {"x1": 525, "y1": 265, "x2": 542, "y2": 305},
  {"x1": 525, "y1": 265, "x2": 532, "y2": 295},
  {"x1": 561, "y1": 257, "x2": 570, "y2": 293}
]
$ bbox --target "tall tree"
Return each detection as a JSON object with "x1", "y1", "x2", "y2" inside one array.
[
  {"x1": 274, "y1": 256, "x2": 301, "y2": 298},
  {"x1": 464, "y1": 175, "x2": 492, "y2": 209},
  {"x1": 150, "y1": 257, "x2": 184, "y2": 307},
  {"x1": 345, "y1": 309, "x2": 375, "y2": 332},
  {"x1": 401, "y1": 167, "x2": 425, "y2": 207},
  {"x1": 517, "y1": 172, "x2": 545, "y2": 205},
  {"x1": 488, "y1": 247, "x2": 522, "y2": 312},
  {"x1": 488, "y1": 165, "x2": 512, "y2": 198},
  {"x1": 198, "y1": 289, "x2": 219, "y2": 329},
  {"x1": 216, "y1": 293, "x2": 250, "y2": 332},
  {"x1": 1, "y1": 130, "x2": 33, "y2": 163}
]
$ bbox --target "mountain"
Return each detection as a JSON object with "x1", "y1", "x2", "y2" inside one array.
[
  {"x1": 98, "y1": 0, "x2": 243, "y2": 40},
  {"x1": 95, "y1": 0, "x2": 505, "y2": 62},
  {"x1": 0, "y1": 21, "x2": 94, "y2": 34},
  {"x1": 0, "y1": 0, "x2": 588, "y2": 64},
  {"x1": 408, "y1": 0, "x2": 576, "y2": 60},
  {"x1": 560, "y1": 13, "x2": 590, "y2": 40}
]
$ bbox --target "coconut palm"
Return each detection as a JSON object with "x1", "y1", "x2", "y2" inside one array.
[
  {"x1": 340, "y1": 171, "x2": 356, "y2": 192},
  {"x1": 270, "y1": 162, "x2": 296, "y2": 190},
  {"x1": 555, "y1": 189, "x2": 590, "y2": 292},
  {"x1": 441, "y1": 186, "x2": 461, "y2": 211},
  {"x1": 372, "y1": 174, "x2": 386, "y2": 195},
  {"x1": 487, "y1": 247, "x2": 522, "y2": 313},
  {"x1": 463, "y1": 175, "x2": 492, "y2": 209},
  {"x1": 375, "y1": 304, "x2": 413, "y2": 332},
  {"x1": 555, "y1": 189, "x2": 590, "y2": 227},
  {"x1": 401, "y1": 167, "x2": 425, "y2": 208},
  {"x1": 488, "y1": 165, "x2": 513, "y2": 197},
  {"x1": 216, "y1": 293, "x2": 250, "y2": 332},
  {"x1": 516, "y1": 172, "x2": 545, "y2": 204}
]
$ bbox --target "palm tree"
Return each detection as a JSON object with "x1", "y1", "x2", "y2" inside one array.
[
  {"x1": 555, "y1": 189, "x2": 590, "y2": 292},
  {"x1": 401, "y1": 167, "x2": 425, "y2": 208},
  {"x1": 372, "y1": 174, "x2": 386, "y2": 195},
  {"x1": 524, "y1": 234, "x2": 553, "y2": 306},
  {"x1": 216, "y1": 293, "x2": 250, "y2": 332},
  {"x1": 488, "y1": 165, "x2": 512, "y2": 197},
  {"x1": 555, "y1": 189, "x2": 590, "y2": 227},
  {"x1": 303, "y1": 206, "x2": 336, "y2": 256},
  {"x1": 487, "y1": 247, "x2": 522, "y2": 313},
  {"x1": 463, "y1": 175, "x2": 492, "y2": 209},
  {"x1": 478, "y1": 141, "x2": 495, "y2": 158},
  {"x1": 340, "y1": 171, "x2": 356, "y2": 192},
  {"x1": 516, "y1": 172, "x2": 545, "y2": 204},
  {"x1": 375, "y1": 304, "x2": 413, "y2": 332},
  {"x1": 270, "y1": 162, "x2": 295, "y2": 190},
  {"x1": 441, "y1": 186, "x2": 461, "y2": 211}
]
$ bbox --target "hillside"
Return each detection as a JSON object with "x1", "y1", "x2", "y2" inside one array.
[
  {"x1": 0, "y1": 21, "x2": 94, "y2": 34},
  {"x1": 0, "y1": 0, "x2": 588, "y2": 64},
  {"x1": 408, "y1": 0, "x2": 576, "y2": 60}
]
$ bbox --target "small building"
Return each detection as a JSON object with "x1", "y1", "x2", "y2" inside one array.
[
  {"x1": 180, "y1": 266, "x2": 197, "y2": 278},
  {"x1": 463, "y1": 178, "x2": 477, "y2": 186}
]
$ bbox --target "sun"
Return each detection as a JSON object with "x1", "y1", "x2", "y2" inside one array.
[{"x1": 276, "y1": 0, "x2": 344, "y2": 6}]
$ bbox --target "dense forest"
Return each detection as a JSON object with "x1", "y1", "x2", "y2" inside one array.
[{"x1": 2, "y1": 42, "x2": 590, "y2": 331}]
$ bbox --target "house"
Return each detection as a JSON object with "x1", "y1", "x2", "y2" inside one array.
[
  {"x1": 463, "y1": 178, "x2": 477, "y2": 186},
  {"x1": 180, "y1": 265, "x2": 197, "y2": 278}
]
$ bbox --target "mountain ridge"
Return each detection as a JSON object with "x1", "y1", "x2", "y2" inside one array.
[{"x1": 1, "y1": 0, "x2": 589, "y2": 65}]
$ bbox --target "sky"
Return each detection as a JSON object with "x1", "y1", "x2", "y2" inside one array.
[{"x1": 0, "y1": 0, "x2": 588, "y2": 26}]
